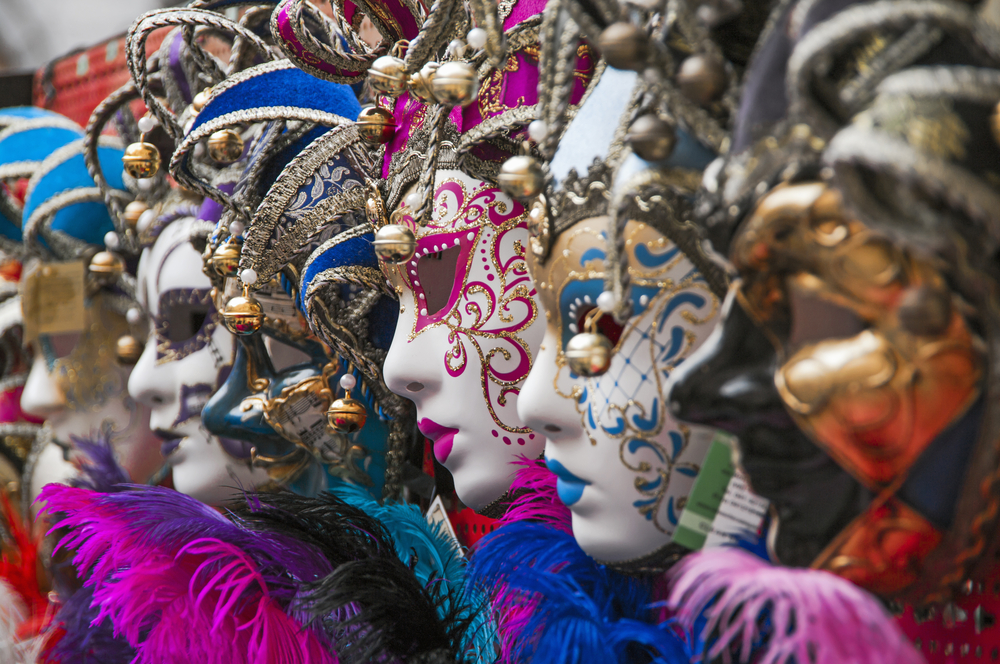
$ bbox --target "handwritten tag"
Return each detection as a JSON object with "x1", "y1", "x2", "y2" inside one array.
[{"x1": 22, "y1": 261, "x2": 85, "y2": 342}]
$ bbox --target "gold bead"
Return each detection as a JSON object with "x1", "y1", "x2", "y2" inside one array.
[
  {"x1": 676, "y1": 54, "x2": 726, "y2": 106},
  {"x1": 191, "y1": 89, "x2": 211, "y2": 112},
  {"x1": 991, "y1": 101, "x2": 1000, "y2": 146},
  {"x1": 222, "y1": 292, "x2": 265, "y2": 335},
  {"x1": 369, "y1": 55, "x2": 408, "y2": 96},
  {"x1": 122, "y1": 201, "x2": 149, "y2": 229},
  {"x1": 431, "y1": 61, "x2": 478, "y2": 107},
  {"x1": 373, "y1": 224, "x2": 417, "y2": 264},
  {"x1": 88, "y1": 251, "x2": 126, "y2": 286},
  {"x1": 498, "y1": 155, "x2": 544, "y2": 200},
  {"x1": 627, "y1": 114, "x2": 677, "y2": 162},
  {"x1": 408, "y1": 62, "x2": 440, "y2": 103},
  {"x1": 122, "y1": 141, "x2": 161, "y2": 179},
  {"x1": 327, "y1": 396, "x2": 367, "y2": 434},
  {"x1": 115, "y1": 334, "x2": 143, "y2": 364},
  {"x1": 208, "y1": 238, "x2": 242, "y2": 279},
  {"x1": 356, "y1": 106, "x2": 396, "y2": 145},
  {"x1": 597, "y1": 22, "x2": 650, "y2": 72},
  {"x1": 207, "y1": 129, "x2": 245, "y2": 164},
  {"x1": 565, "y1": 331, "x2": 613, "y2": 377}
]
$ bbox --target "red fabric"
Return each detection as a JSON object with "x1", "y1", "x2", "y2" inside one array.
[
  {"x1": 897, "y1": 568, "x2": 1000, "y2": 661},
  {"x1": 448, "y1": 506, "x2": 498, "y2": 549},
  {"x1": 32, "y1": 29, "x2": 169, "y2": 128}
]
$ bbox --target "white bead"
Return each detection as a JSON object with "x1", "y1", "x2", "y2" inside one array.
[
  {"x1": 467, "y1": 27, "x2": 487, "y2": 50},
  {"x1": 104, "y1": 231, "x2": 119, "y2": 249},
  {"x1": 229, "y1": 220, "x2": 246, "y2": 237},
  {"x1": 448, "y1": 39, "x2": 466, "y2": 58},
  {"x1": 527, "y1": 119, "x2": 548, "y2": 142},
  {"x1": 137, "y1": 209, "x2": 157, "y2": 232},
  {"x1": 241, "y1": 268, "x2": 257, "y2": 285},
  {"x1": 126, "y1": 307, "x2": 142, "y2": 325},
  {"x1": 339, "y1": 374, "x2": 357, "y2": 390},
  {"x1": 137, "y1": 115, "x2": 157, "y2": 133},
  {"x1": 193, "y1": 141, "x2": 205, "y2": 158},
  {"x1": 405, "y1": 192, "x2": 422, "y2": 209},
  {"x1": 137, "y1": 177, "x2": 153, "y2": 192},
  {"x1": 597, "y1": 290, "x2": 618, "y2": 313}
]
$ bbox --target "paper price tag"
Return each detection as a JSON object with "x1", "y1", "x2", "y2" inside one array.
[
  {"x1": 21, "y1": 261, "x2": 85, "y2": 342},
  {"x1": 426, "y1": 494, "x2": 464, "y2": 557}
]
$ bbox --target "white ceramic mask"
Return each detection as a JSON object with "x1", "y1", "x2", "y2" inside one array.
[
  {"x1": 129, "y1": 217, "x2": 269, "y2": 505},
  {"x1": 382, "y1": 169, "x2": 545, "y2": 511},
  {"x1": 519, "y1": 217, "x2": 721, "y2": 564}
]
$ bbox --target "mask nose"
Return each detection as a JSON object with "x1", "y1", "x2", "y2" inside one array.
[
  {"x1": 20, "y1": 352, "x2": 66, "y2": 419},
  {"x1": 667, "y1": 288, "x2": 788, "y2": 434}
]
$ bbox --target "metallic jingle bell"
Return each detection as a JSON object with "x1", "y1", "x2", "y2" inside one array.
[
  {"x1": 431, "y1": 61, "x2": 478, "y2": 107},
  {"x1": 565, "y1": 331, "x2": 613, "y2": 377},
  {"x1": 626, "y1": 115, "x2": 677, "y2": 162},
  {"x1": 191, "y1": 89, "x2": 211, "y2": 112},
  {"x1": 88, "y1": 251, "x2": 126, "y2": 287},
  {"x1": 115, "y1": 334, "x2": 143, "y2": 365},
  {"x1": 207, "y1": 129, "x2": 245, "y2": 164},
  {"x1": 327, "y1": 396, "x2": 367, "y2": 434},
  {"x1": 222, "y1": 291, "x2": 265, "y2": 335},
  {"x1": 122, "y1": 200, "x2": 149, "y2": 229},
  {"x1": 408, "y1": 62, "x2": 440, "y2": 103},
  {"x1": 676, "y1": 54, "x2": 726, "y2": 106},
  {"x1": 356, "y1": 106, "x2": 397, "y2": 145},
  {"x1": 597, "y1": 22, "x2": 650, "y2": 72},
  {"x1": 369, "y1": 55, "x2": 408, "y2": 96},
  {"x1": 209, "y1": 238, "x2": 242, "y2": 279},
  {"x1": 498, "y1": 155, "x2": 544, "y2": 200},
  {"x1": 373, "y1": 224, "x2": 417, "y2": 264},
  {"x1": 122, "y1": 141, "x2": 161, "y2": 179}
]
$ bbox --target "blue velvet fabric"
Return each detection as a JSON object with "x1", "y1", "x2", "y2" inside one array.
[
  {"x1": 19, "y1": 143, "x2": 125, "y2": 245},
  {"x1": 0, "y1": 125, "x2": 83, "y2": 169}
]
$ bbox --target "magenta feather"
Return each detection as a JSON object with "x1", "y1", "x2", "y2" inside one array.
[
  {"x1": 664, "y1": 547, "x2": 924, "y2": 664},
  {"x1": 38, "y1": 484, "x2": 337, "y2": 664},
  {"x1": 499, "y1": 457, "x2": 571, "y2": 532}
]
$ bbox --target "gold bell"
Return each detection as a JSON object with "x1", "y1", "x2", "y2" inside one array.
[
  {"x1": 115, "y1": 334, "x2": 143, "y2": 365},
  {"x1": 597, "y1": 22, "x2": 650, "y2": 72},
  {"x1": 369, "y1": 55, "x2": 408, "y2": 96},
  {"x1": 222, "y1": 288, "x2": 265, "y2": 335},
  {"x1": 209, "y1": 238, "x2": 242, "y2": 279},
  {"x1": 357, "y1": 106, "x2": 396, "y2": 145},
  {"x1": 626, "y1": 115, "x2": 677, "y2": 162},
  {"x1": 88, "y1": 251, "x2": 126, "y2": 287},
  {"x1": 373, "y1": 224, "x2": 417, "y2": 264},
  {"x1": 676, "y1": 54, "x2": 726, "y2": 106},
  {"x1": 327, "y1": 397, "x2": 367, "y2": 434},
  {"x1": 431, "y1": 61, "x2": 478, "y2": 107},
  {"x1": 498, "y1": 155, "x2": 544, "y2": 200},
  {"x1": 191, "y1": 88, "x2": 211, "y2": 112},
  {"x1": 122, "y1": 200, "x2": 149, "y2": 229},
  {"x1": 565, "y1": 331, "x2": 613, "y2": 377},
  {"x1": 207, "y1": 129, "x2": 245, "y2": 164},
  {"x1": 408, "y1": 62, "x2": 440, "y2": 103},
  {"x1": 122, "y1": 141, "x2": 161, "y2": 179}
]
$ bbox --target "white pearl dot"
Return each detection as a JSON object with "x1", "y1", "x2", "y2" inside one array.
[
  {"x1": 137, "y1": 209, "x2": 156, "y2": 232},
  {"x1": 466, "y1": 232, "x2": 474, "y2": 241},
  {"x1": 528, "y1": 119, "x2": 548, "y2": 142},
  {"x1": 241, "y1": 268, "x2": 257, "y2": 285},
  {"x1": 448, "y1": 39, "x2": 466, "y2": 57},
  {"x1": 126, "y1": 308, "x2": 142, "y2": 324},
  {"x1": 137, "y1": 178, "x2": 153, "y2": 192},
  {"x1": 104, "y1": 231, "x2": 119, "y2": 249},
  {"x1": 597, "y1": 290, "x2": 618, "y2": 313},
  {"x1": 229, "y1": 220, "x2": 246, "y2": 237},
  {"x1": 467, "y1": 27, "x2": 487, "y2": 50},
  {"x1": 639, "y1": 294, "x2": 649, "y2": 306},
  {"x1": 193, "y1": 141, "x2": 205, "y2": 158},
  {"x1": 405, "y1": 192, "x2": 422, "y2": 209},
  {"x1": 137, "y1": 116, "x2": 157, "y2": 134},
  {"x1": 420, "y1": 308, "x2": 428, "y2": 316},
  {"x1": 339, "y1": 374, "x2": 357, "y2": 390}
]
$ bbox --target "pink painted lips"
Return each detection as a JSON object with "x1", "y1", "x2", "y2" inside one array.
[{"x1": 417, "y1": 418, "x2": 459, "y2": 463}]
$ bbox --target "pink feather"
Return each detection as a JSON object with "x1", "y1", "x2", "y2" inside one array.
[
  {"x1": 39, "y1": 485, "x2": 337, "y2": 664},
  {"x1": 500, "y1": 457, "x2": 571, "y2": 532},
  {"x1": 664, "y1": 547, "x2": 925, "y2": 664}
]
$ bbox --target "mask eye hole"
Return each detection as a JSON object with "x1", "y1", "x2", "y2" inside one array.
[
  {"x1": 416, "y1": 245, "x2": 462, "y2": 316},
  {"x1": 787, "y1": 288, "x2": 865, "y2": 351},
  {"x1": 164, "y1": 302, "x2": 213, "y2": 343}
]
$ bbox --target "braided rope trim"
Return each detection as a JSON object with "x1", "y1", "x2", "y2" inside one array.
[{"x1": 403, "y1": 0, "x2": 460, "y2": 75}]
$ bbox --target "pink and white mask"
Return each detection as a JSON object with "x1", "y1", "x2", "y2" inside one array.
[
  {"x1": 382, "y1": 170, "x2": 545, "y2": 511},
  {"x1": 129, "y1": 217, "x2": 269, "y2": 506}
]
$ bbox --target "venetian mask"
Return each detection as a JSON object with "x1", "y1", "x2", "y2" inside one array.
[
  {"x1": 129, "y1": 216, "x2": 269, "y2": 505},
  {"x1": 381, "y1": 169, "x2": 546, "y2": 512},
  {"x1": 669, "y1": 182, "x2": 984, "y2": 597}
]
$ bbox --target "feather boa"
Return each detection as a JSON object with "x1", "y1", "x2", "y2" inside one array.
[
  {"x1": 40, "y1": 484, "x2": 337, "y2": 664},
  {"x1": 664, "y1": 547, "x2": 924, "y2": 664},
  {"x1": 0, "y1": 491, "x2": 47, "y2": 640}
]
